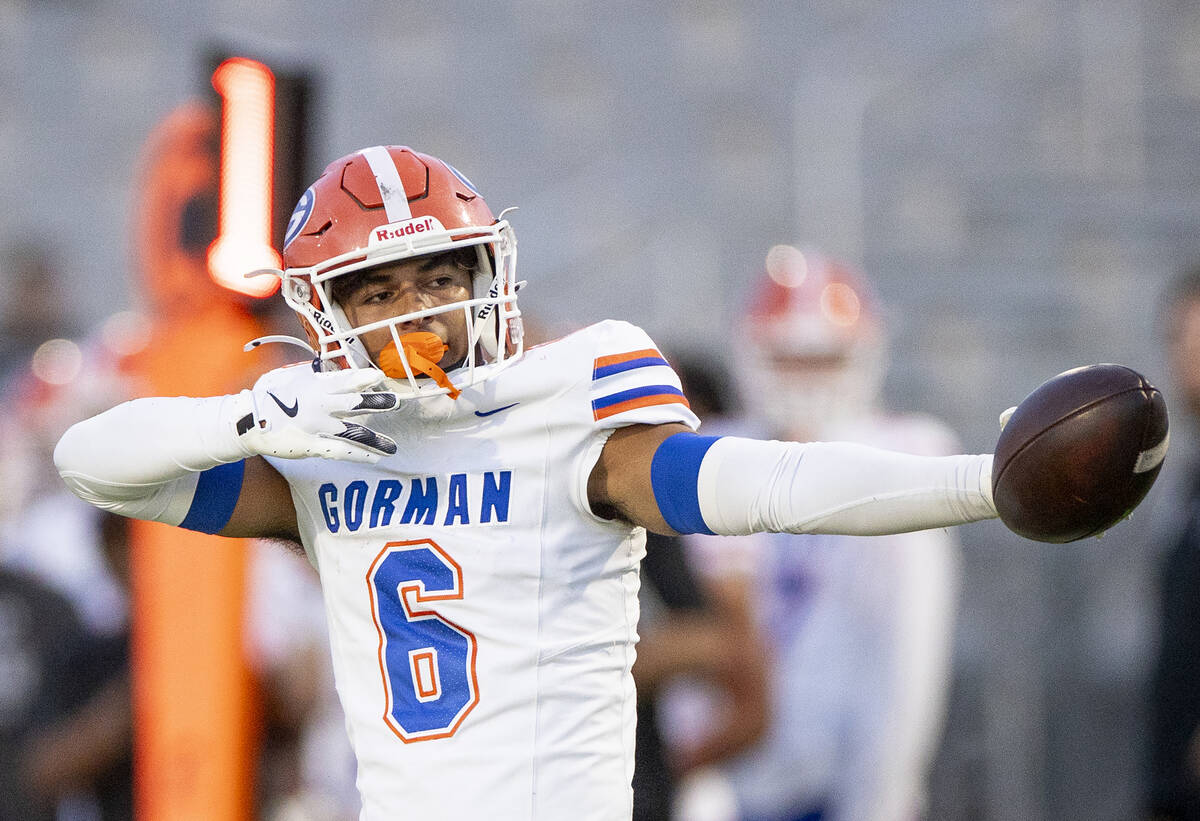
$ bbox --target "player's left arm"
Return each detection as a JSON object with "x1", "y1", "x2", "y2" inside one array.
[
  {"x1": 589, "y1": 424, "x2": 997, "y2": 536},
  {"x1": 589, "y1": 423, "x2": 689, "y2": 532}
]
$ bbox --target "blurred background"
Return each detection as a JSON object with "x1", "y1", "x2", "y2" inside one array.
[{"x1": 3, "y1": 1, "x2": 1200, "y2": 820}]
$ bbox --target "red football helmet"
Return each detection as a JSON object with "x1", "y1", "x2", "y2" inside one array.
[
  {"x1": 739, "y1": 245, "x2": 887, "y2": 438},
  {"x1": 269, "y1": 145, "x2": 522, "y2": 398}
]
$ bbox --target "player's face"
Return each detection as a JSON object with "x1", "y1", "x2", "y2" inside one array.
[{"x1": 337, "y1": 253, "x2": 474, "y2": 369}]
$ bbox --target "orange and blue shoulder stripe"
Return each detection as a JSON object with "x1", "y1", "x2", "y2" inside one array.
[
  {"x1": 592, "y1": 348, "x2": 669, "y2": 379},
  {"x1": 591, "y1": 348, "x2": 690, "y2": 421}
]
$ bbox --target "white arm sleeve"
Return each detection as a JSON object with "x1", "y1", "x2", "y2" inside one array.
[
  {"x1": 696, "y1": 437, "x2": 995, "y2": 536},
  {"x1": 53, "y1": 394, "x2": 251, "y2": 525}
]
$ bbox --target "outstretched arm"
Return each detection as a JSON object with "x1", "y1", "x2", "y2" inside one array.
[
  {"x1": 54, "y1": 365, "x2": 399, "y2": 540},
  {"x1": 589, "y1": 424, "x2": 996, "y2": 536}
]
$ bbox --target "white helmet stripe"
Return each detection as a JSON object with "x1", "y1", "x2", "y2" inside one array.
[{"x1": 360, "y1": 145, "x2": 413, "y2": 223}]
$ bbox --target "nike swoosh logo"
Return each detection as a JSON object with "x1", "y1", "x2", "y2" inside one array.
[
  {"x1": 267, "y1": 391, "x2": 299, "y2": 417},
  {"x1": 474, "y1": 402, "x2": 519, "y2": 418}
]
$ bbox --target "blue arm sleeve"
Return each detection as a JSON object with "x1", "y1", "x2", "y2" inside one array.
[
  {"x1": 178, "y1": 460, "x2": 246, "y2": 534},
  {"x1": 649, "y1": 432, "x2": 720, "y2": 535}
]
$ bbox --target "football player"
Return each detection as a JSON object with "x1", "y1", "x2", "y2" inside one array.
[
  {"x1": 54, "y1": 146, "x2": 997, "y2": 820},
  {"x1": 680, "y1": 247, "x2": 961, "y2": 821}
]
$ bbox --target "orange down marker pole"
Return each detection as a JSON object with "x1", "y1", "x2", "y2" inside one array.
[{"x1": 126, "y1": 92, "x2": 278, "y2": 820}]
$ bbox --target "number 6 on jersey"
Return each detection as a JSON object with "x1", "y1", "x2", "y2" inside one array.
[{"x1": 367, "y1": 539, "x2": 479, "y2": 741}]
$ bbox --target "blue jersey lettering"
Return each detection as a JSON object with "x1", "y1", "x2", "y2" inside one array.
[
  {"x1": 481, "y1": 471, "x2": 511, "y2": 524},
  {"x1": 319, "y1": 483, "x2": 340, "y2": 532},
  {"x1": 444, "y1": 474, "x2": 470, "y2": 526},
  {"x1": 402, "y1": 478, "x2": 439, "y2": 525},
  {"x1": 371, "y1": 479, "x2": 404, "y2": 528},
  {"x1": 315, "y1": 472, "x2": 513, "y2": 534},
  {"x1": 345, "y1": 480, "x2": 369, "y2": 531}
]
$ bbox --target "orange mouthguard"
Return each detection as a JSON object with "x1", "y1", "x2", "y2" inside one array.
[{"x1": 379, "y1": 332, "x2": 461, "y2": 399}]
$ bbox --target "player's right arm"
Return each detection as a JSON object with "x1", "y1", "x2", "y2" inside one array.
[
  {"x1": 54, "y1": 365, "x2": 399, "y2": 541},
  {"x1": 576, "y1": 321, "x2": 997, "y2": 539},
  {"x1": 591, "y1": 422, "x2": 998, "y2": 537}
]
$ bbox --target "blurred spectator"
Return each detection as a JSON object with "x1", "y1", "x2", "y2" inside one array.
[
  {"x1": 676, "y1": 247, "x2": 962, "y2": 821},
  {"x1": 1147, "y1": 265, "x2": 1200, "y2": 821},
  {"x1": 0, "y1": 314, "x2": 145, "y2": 623}
]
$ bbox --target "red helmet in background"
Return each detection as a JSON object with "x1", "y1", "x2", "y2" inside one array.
[
  {"x1": 0, "y1": 313, "x2": 148, "y2": 520},
  {"x1": 740, "y1": 245, "x2": 887, "y2": 438},
  {"x1": 272, "y1": 145, "x2": 522, "y2": 398}
]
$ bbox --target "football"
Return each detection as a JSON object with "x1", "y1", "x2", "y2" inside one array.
[{"x1": 992, "y1": 364, "x2": 1169, "y2": 543}]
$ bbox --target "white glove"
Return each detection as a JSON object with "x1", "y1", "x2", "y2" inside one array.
[
  {"x1": 999, "y1": 406, "x2": 1017, "y2": 431},
  {"x1": 230, "y1": 365, "x2": 399, "y2": 463}
]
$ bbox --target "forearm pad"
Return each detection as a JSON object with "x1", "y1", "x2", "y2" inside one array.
[
  {"x1": 652, "y1": 434, "x2": 996, "y2": 537},
  {"x1": 53, "y1": 394, "x2": 251, "y2": 526}
]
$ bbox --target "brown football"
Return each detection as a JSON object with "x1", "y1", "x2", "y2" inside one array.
[{"x1": 992, "y1": 364, "x2": 1169, "y2": 542}]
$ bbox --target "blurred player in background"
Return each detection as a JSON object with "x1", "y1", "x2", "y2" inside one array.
[
  {"x1": 0, "y1": 320, "x2": 141, "y2": 821},
  {"x1": 633, "y1": 523, "x2": 770, "y2": 820},
  {"x1": 646, "y1": 355, "x2": 774, "y2": 821},
  {"x1": 1148, "y1": 265, "x2": 1200, "y2": 821},
  {"x1": 684, "y1": 246, "x2": 961, "y2": 821},
  {"x1": 0, "y1": 545, "x2": 125, "y2": 821},
  {"x1": 54, "y1": 146, "x2": 999, "y2": 819}
]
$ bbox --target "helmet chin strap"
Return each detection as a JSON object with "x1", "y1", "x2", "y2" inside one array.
[
  {"x1": 472, "y1": 245, "x2": 502, "y2": 358},
  {"x1": 319, "y1": 299, "x2": 375, "y2": 370}
]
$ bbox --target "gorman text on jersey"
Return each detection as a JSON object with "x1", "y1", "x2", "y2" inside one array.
[{"x1": 317, "y1": 471, "x2": 513, "y2": 533}]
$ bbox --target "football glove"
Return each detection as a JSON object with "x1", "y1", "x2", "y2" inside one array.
[{"x1": 230, "y1": 364, "x2": 399, "y2": 463}]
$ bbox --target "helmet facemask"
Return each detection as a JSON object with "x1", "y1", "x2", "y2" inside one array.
[{"x1": 281, "y1": 216, "x2": 522, "y2": 400}]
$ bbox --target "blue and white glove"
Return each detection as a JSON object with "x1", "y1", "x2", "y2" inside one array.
[{"x1": 229, "y1": 365, "x2": 399, "y2": 463}]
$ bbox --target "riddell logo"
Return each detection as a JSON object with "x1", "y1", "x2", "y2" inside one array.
[
  {"x1": 475, "y1": 279, "x2": 500, "y2": 322},
  {"x1": 370, "y1": 216, "x2": 446, "y2": 244}
]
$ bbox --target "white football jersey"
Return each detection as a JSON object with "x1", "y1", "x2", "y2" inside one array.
[{"x1": 266, "y1": 320, "x2": 699, "y2": 821}]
